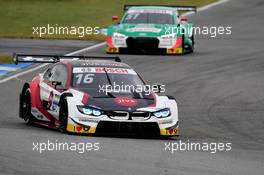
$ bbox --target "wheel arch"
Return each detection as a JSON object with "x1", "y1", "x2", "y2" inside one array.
[
  {"x1": 21, "y1": 83, "x2": 31, "y2": 95},
  {"x1": 58, "y1": 92, "x2": 73, "y2": 107}
]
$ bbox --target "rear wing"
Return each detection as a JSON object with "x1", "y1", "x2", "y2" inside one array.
[
  {"x1": 13, "y1": 53, "x2": 121, "y2": 65},
  {"x1": 123, "y1": 5, "x2": 197, "y2": 12}
]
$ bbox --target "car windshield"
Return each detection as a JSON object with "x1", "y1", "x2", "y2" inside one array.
[
  {"x1": 122, "y1": 10, "x2": 174, "y2": 24},
  {"x1": 72, "y1": 67, "x2": 146, "y2": 96}
]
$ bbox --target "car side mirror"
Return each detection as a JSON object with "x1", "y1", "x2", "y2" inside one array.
[
  {"x1": 181, "y1": 16, "x2": 187, "y2": 22},
  {"x1": 112, "y1": 15, "x2": 118, "y2": 21},
  {"x1": 52, "y1": 81, "x2": 63, "y2": 90}
]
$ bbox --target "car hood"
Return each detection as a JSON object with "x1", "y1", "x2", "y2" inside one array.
[
  {"x1": 109, "y1": 23, "x2": 174, "y2": 37},
  {"x1": 84, "y1": 96, "x2": 155, "y2": 111},
  {"x1": 77, "y1": 89, "x2": 155, "y2": 111}
]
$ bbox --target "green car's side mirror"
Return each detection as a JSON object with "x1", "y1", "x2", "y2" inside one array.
[{"x1": 112, "y1": 15, "x2": 119, "y2": 21}]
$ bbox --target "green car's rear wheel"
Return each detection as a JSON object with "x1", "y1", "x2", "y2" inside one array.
[
  {"x1": 190, "y1": 28, "x2": 195, "y2": 53},
  {"x1": 181, "y1": 34, "x2": 185, "y2": 55}
]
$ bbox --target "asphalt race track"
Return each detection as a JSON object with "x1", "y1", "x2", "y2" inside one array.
[
  {"x1": 0, "y1": 38, "x2": 96, "y2": 55},
  {"x1": 0, "y1": 0, "x2": 264, "y2": 174}
]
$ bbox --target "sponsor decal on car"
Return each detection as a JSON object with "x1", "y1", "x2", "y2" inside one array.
[
  {"x1": 81, "y1": 62, "x2": 125, "y2": 67},
  {"x1": 67, "y1": 123, "x2": 96, "y2": 134},
  {"x1": 95, "y1": 67, "x2": 129, "y2": 74},
  {"x1": 78, "y1": 118, "x2": 100, "y2": 123},
  {"x1": 166, "y1": 128, "x2": 179, "y2": 135},
  {"x1": 73, "y1": 67, "x2": 137, "y2": 75},
  {"x1": 47, "y1": 91, "x2": 53, "y2": 109},
  {"x1": 126, "y1": 27, "x2": 161, "y2": 33},
  {"x1": 128, "y1": 9, "x2": 173, "y2": 15},
  {"x1": 73, "y1": 125, "x2": 90, "y2": 133},
  {"x1": 114, "y1": 96, "x2": 138, "y2": 106}
]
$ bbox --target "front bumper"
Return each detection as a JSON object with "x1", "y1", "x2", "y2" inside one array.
[
  {"x1": 67, "y1": 121, "x2": 179, "y2": 136},
  {"x1": 66, "y1": 115, "x2": 179, "y2": 136},
  {"x1": 106, "y1": 36, "x2": 183, "y2": 55}
]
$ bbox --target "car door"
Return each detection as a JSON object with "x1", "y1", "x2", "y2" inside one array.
[
  {"x1": 39, "y1": 64, "x2": 68, "y2": 118},
  {"x1": 39, "y1": 66, "x2": 53, "y2": 108}
]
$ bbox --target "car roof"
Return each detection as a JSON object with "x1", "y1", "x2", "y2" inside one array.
[{"x1": 63, "y1": 60, "x2": 131, "y2": 68}]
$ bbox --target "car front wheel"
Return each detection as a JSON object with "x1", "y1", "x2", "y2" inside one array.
[
  {"x1": 20, "y1": 89, "x2": 33, "y2": 125},
  {"x1": 59, "y1": 99, "x2": 68, "y2": 133}
]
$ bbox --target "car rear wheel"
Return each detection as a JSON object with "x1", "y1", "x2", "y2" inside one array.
[
  {"x1": 20, "y1": 89, "x2": 33, "y2": 125},
  {"x1": 181, "y1": 34, "x2": 185, "y2": 55},
  {"x1": 59, "y1": 100, "x2": 68, "y2": 133},
  {"x1": 190, "y1": 29, "x2": 195, "y2": 53}
]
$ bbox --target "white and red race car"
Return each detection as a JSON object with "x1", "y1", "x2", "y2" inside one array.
[{"x1": 15, "y1": 54, "x2": 179, "y2": 136}]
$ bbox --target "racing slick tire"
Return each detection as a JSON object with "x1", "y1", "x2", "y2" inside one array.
[
  {"x1": 182, "y1": 28, "x2": 195, "y2": 54},
  {"x1": 19, "y1": 88, "x2": 33, "y2": 125},
  {"x1": 181, "y1": 33, "x2": 185, "y2": 55},
  {"x1": 190, "y1": 28, "x2": 195, "y2": 53},
  {"x1": 59, "y1": 99, "x2": 68, "y2": 133}
]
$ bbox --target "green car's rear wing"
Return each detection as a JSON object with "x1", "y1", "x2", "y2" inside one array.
[
  {"x1": 13, "y1": 53, "x2": 121, "y2": 65},
  {"x1": 123, "y1": 5, "x2": 197, "y2": 13}
]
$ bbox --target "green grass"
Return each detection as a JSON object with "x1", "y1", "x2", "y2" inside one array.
[
  {"x1": 0, "y1": 55, "x2": 13, "y2": 64},
  {"x1": 0, "y1": 0, "x2": 216, "y2": 40}
]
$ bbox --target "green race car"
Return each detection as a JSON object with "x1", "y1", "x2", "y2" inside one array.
[{"x1": 104, "y1": 5, "x2": 196, "y2": 55}]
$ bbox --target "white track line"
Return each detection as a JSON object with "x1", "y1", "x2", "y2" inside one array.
[
  {"x1": 0, "y1": 42, "x2": 106, "y2": 83},
  {"x1": 185, "y1": 0, "x2": 229, "y2": 16},
  {"x1": 198, "y1": 0, "x2": 229, "y2": 12},
  {"x1": 66, "y1": 42, "x2": 106, "y2": 56},
  {"x1": 0, "y1": 0, "x2": 229, "y2": 84}
]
